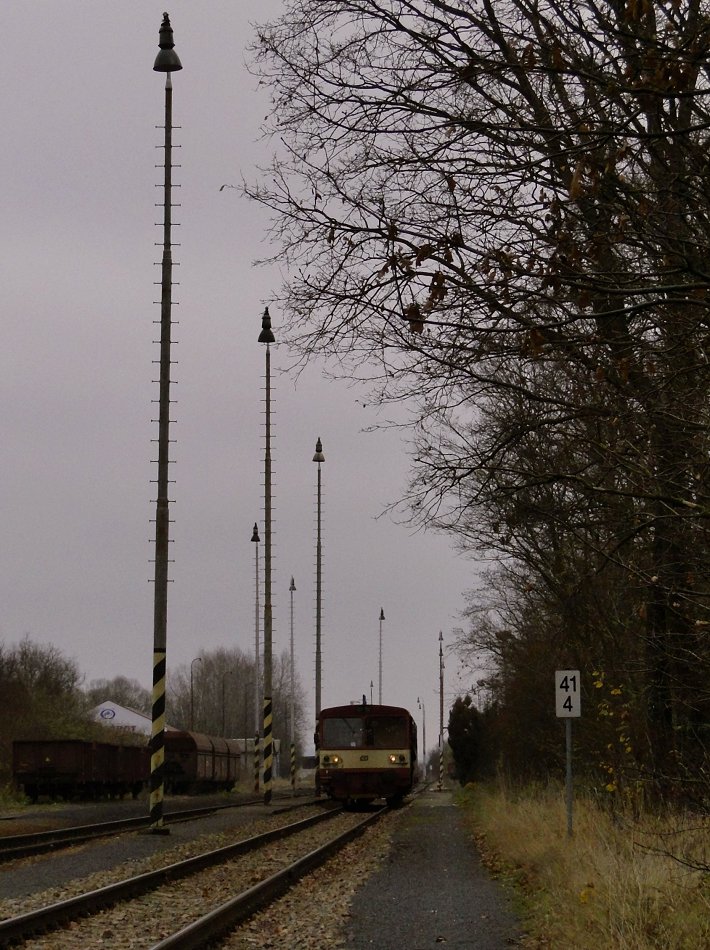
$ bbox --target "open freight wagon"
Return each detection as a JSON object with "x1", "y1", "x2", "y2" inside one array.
[{"x1": 12, "y1": 731, "x2": 242, "y2": 801}]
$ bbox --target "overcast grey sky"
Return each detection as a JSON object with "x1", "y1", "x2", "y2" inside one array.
[{"x1": 0, "y1": 2, "x2": 478, "y2": 748}]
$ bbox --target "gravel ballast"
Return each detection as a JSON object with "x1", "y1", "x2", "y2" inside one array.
[{"x1": 0, "y1": 788, "x2": 522, "y2": 949}]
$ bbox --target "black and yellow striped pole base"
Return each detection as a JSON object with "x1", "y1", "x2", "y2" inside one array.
[
  {"x1": 254, "y1": 733, "x2": 260, "y2": 794},
  {"x1": 290, "y1": 741, "x2": 296, "y2": 795},
  {"x1": 148, "y1": 649, "x2": 170, "y2": 834},
  {"x1": 263, "y1": 695, "x2": 273, "y2": 805}
]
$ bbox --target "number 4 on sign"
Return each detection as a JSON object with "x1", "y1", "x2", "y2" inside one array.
[{"x1": 555, "y1": 670, "x2": 581, "y2": 717}]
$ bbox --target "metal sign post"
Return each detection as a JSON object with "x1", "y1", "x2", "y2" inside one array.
[{"x1": 555, "y1": 670, "x2": 581, "y2": 837}]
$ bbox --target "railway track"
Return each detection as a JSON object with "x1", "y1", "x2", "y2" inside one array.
[
  {"x1": 0, "y1": 793, "x2": 319, "y2": 863},
  {"x1": 0, "y1": 802, "x2": 385, "y2": 948},
  {"x1": 153, "y1": 805, "x2": 386, "y2": 949}
]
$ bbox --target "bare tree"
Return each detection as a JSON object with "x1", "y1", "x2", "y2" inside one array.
[
  {"x1": 84, "y1": 677, "x2": 151, "y2": 715},
  {"x1": 166, "y1": 648, "x2": 308, "y2": 754},
  {"x1": 250, "y1": 0, "x2": 710, "y2": 792}
]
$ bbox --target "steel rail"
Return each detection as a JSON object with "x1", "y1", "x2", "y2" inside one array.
[
  {"x1": 0, "y1": 793, "x2": 320, "y2": 862},
  {"x1": 150, "y1": 805, "x2": 388, "y2": 950},
  {"x1": 0, "y1": 806, "x2": 340, "y2": 946}
]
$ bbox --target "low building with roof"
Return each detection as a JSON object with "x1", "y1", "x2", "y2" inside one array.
[{"x1": 91, "y1": 700, "x2": 175, "y2": 736}]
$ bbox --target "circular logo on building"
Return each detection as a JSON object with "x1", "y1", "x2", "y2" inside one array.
[{"x1": 100, "y1": 708, "x2": 116, "y2": 719}]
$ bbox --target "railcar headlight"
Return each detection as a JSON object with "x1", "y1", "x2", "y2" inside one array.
[
  {"x1": 331, "y1": 754, "x2": 341, "y2": 765},
  {"x1": 388, "y1": 754, "x2": 397, "y2": 764}
]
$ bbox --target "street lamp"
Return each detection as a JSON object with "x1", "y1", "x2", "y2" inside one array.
[
  {"x1": 378, "y1": 608, "x2": 385, "y2": 704},
  {"x1": 313, "y1": 437, "x2": 324, "y2": 718},
  {"x1": 289, "y1": 575, "x2": 297, "y2": 794},
  {"x1": 417, "y1": 696, "x2": 427, "y2": 777},
  {"x1": 259, "y1": 308, "x2": 276, "y2": 805},
  {"x1": 190, "y1": 657, "x2": 202, "y2": 731},
  {"x1": 222, "y1": 669, "x2": 234, "y2": 737},
  {"x1": 149, "y1": 12, "x2": 182, "y2": 834}
]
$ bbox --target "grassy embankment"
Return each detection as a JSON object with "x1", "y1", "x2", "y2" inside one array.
[{"x1": 458, "y1": 783, "x2": 709, "y2": 949}]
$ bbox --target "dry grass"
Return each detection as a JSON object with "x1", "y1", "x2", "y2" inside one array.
[{"x1": 458, "y1": 782, "x2": 709, "y2": 949}]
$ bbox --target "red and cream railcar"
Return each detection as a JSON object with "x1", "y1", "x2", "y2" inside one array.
[{"x1": 316, "y1": 703, "x2": 417, "y2": 806}]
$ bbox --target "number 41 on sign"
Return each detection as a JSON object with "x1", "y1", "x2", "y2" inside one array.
[{"x1": 555, "y1": 670, "x2": 581, "y2": 717}]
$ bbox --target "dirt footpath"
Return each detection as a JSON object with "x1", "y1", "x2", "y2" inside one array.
[{"x1": 343, "y1": 786, "x2": 522, "y2": 949}]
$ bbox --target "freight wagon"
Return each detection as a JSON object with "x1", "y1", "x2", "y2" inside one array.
[
  {"x1": 12, "y1": 739, "x2": 148, "y2": 802},
  {"x1": 161, "y1": 731, "x2": 241, "y2": 794},
  {"x1": 12, "y1": 731, "x2": 242, "y2": 801}
]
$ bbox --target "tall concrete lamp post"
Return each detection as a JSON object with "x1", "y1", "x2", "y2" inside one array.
[
  {"x1": 438, "y1": 631, "x2": 445, "y2": 792},
  {"x1": 313, "y1": 438, "x2": 325, "y2": 718},
  {"x1": 417, "y1": 696, "x2": 426, "y2": 777},
  {"x1": 378, "y1": 608, "x2": 385, "y2": 703},
  {"x1": 149, "y1": 12, "x2": 182, "y2": 834},
  {"x1": 259, "y1": 308, "x2": 275, "y2": 805},
  {"x1": 251, "y1": 522, "x2": 260, "y2": 792},
  {"x1": 289, "y1": 575, "x2": 297, "y2": 794}
]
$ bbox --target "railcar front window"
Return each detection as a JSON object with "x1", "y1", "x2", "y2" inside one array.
[
  {"x1": 322, "y1": 717, "x2": 364, "y2": 748},
  {"x1": 369, "y1": 718, "x2": 408, "y2": 748}
]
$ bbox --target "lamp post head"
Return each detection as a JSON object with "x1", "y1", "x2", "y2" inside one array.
[
  {"x1": 251, "y1": 523, "x2": 260, "y2": 543},
  {"x1": 380, "y1": 608, "x2": 385, "y2": 621},
  {"x1": 313, "y1": 437, "x2": 325, "y2": 463},
  {"x1": 289, "y1": 576, "x2": 296, "y2": 593},
  {"x1": 258, "y1": 307, "x2": 275, "y2": 344},
  {"x1": 153, "y1": 12, "x2": 183, "y2": 72}
]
